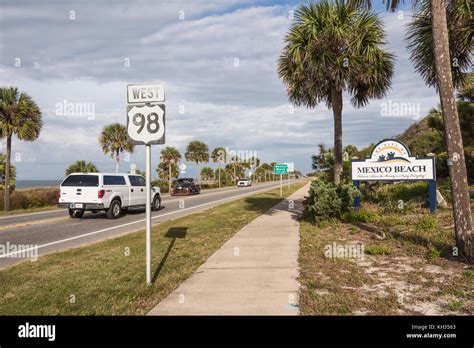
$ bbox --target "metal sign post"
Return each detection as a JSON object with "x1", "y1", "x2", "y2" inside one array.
[
  {"x1": 283, "y1": 162, "x2": 294, "y2": 190},
  {"x1": 280, "y1": 174, "x2": 282, "y2": 197},
  {"x1": 273, "y1": 163, "x2": 288, "y2": 197},
  {"x1": 145, "y1": 145, "x2": 152, "y2": 285},
  {"x1": 127, "y1": 82, "x2": 166, "y2": 286}
]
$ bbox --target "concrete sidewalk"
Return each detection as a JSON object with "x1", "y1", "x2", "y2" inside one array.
[{"x1": 148, "y1": 183, "x2": 309, "y2": 315}]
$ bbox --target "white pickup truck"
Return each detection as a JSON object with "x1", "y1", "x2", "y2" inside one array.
[{"x1": 58, "y1": 173, "x2": 161, "y2": 219}]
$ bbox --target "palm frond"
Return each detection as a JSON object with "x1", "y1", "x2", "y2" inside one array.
[{"x1": 405, "y1": 0, "x2": 472, "y2": 90}]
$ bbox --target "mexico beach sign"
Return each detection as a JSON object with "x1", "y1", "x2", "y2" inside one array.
[{"x1": 351, "y1": 139, "x2": 435, "y2": 181}]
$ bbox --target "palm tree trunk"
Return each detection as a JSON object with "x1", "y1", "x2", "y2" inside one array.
[
  {"x1": 331, "y1": 84, "x2": 343, "y2": 185},
  {"x1": 168, "y1": 162, "x2": 172, "y2": 194},
  {"x1": 233, "y1": 165, "x2": 236, "y2": 185},
  {"x1": 218, "y1": 163, "x2": 221, "y2": 188},
  {"x1": 115, "y1": 150, "x2": 120, "y2": 173},
  {"x1": 4, "y1": 136, "x2": 12, "y2": 211},
  {"x1": 431, "y1": 0, "x2": 473, "y2": 261},
  {"x1": 196, "y1": 162, "x2": 200, "y2": 184}
]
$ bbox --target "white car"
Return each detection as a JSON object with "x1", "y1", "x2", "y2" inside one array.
[
  {"x1": 58, "y1": 173, "x2": 161, "y2": 219},
  {"x1": 237, "y1": 178, "x2": 252, "y2": 187}
]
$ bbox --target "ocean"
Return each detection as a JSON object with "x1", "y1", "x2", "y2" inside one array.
[{"x1": 15, "y1": 180, "x2": 62, "y2": 189}]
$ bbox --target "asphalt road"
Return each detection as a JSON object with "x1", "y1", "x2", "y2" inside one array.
[{"x1": 0, "y1": 181, "x2": 296, "y2": 269}]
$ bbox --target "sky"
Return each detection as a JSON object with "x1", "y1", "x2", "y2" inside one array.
[{"x1": 0, "y1": 0, "x2": 440, "y2": 180}]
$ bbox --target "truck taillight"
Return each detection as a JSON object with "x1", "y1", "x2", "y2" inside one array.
[{"x1": 98, "y1": 189, "x2": 105, "y2": 198}]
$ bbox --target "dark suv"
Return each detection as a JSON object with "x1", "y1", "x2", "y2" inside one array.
[{"x1": 170, "y1": 178, "x2": 200, "y2": 196}]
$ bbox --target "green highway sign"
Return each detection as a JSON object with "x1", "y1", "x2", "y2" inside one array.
[{"x1": 273, "y1": 163, "x2": 288, "y2": 174}]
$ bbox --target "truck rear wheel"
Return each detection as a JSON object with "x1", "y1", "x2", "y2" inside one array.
[
  {"x1": 107, "y1": 199, "x2": 122, "y2": 219},
  {"x1": 69, "y1": 209, "x2": 84, "y2": 218}
]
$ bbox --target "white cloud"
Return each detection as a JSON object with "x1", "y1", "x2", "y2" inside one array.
[{"x1": 0, "y1": 1, "x2": 440, "y2": 179}]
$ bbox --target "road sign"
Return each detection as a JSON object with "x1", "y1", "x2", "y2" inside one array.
[
  {"x1": 273, "y1": 163, "x2": 288, "y2": 175},
  {"x1": 179, "y1": 163, "x2": 187, "y2": 174},
  {"x1": 127, "y1": 104, "x2": 165, "y2": 145},
  {"x1": 127, "y1": 83, "x2": 165, "y2": 104},
  {"x1": 283, "y1": 162, "x2": 294, "y2": 172},
  {"x1": 126, "y1": 83, "x2": 166, "y2": 287},
  {"x1": 283, "y1": 162, "x2": 294, "y2": 189}
]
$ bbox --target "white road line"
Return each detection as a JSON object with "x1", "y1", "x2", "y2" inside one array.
[{"x1": 0, "y1": 183, "x2": 285, "y2": 258}]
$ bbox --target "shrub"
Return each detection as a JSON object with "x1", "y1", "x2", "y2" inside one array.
[
  {"x1": 151, "y1": 179, "x2": 169, "y2": 193},
  {"x1": 364, "y1": 181, "x2": 428, "y2": 204},
  {"x1": 465, "y1": 146, "x2": 474, "y2": 185},
  {"x1": 436, "y1": 152, "x2": 449, "y2": 179},
  {"x1": 343, "y1": 209, "x2": 380, "y2": 223},
  {"x1": 304, "y1": 180, "x2": 359, "y2": 223},
  {"x1": 379, "y1": 200, "x2": 415, "y2": 214},
  {"x1": 0, "y1": 188, "x2": 59, "y2": 210}
]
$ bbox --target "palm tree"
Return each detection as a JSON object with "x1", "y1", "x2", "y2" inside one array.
[
  {"x1": 259, "y1": 163, "x2": 273, "y2": 182},
  {"x1": 278, "y1": 0, "x2": 394, "y2": 184},
  {"x1": 312, "y1": 143, "x2": 327, "y2": 171},
  {"x1": 405, "y1": 0, "x2": 471, "y2": 92},
  {"x1": 185, "y1": 140, "x2": 209, "y2": 183},
  {"x1": 457, "y1": 75, "x2": 473, "y2": 101},
  {"x1": 211, "y1": 147, "x2": 227, "y2": 188},
  {"x1": 65, "y1": 160, "x2": 98, "y2": 176},
  {"x1": 228, "y1": 155, "x2": 250, "y2": 185},
  {"x1": 343, "y1": 145, "x2": 358, "y2": 160},
  {"x1": 228, "y1": 156, "x2": 239, "y2": 185},
  {"x1": 254, "y1": 166, "x2": 266, "y2": 183},
  {"x1": 405, "y1": 0, "x2": 473, "y2": 259},
  {"x1": 0, "y1": 87, "x2": 42, "y2": 211},
  {"x1": 350, "y1": 0, "x2": 473, "y2": 262},
  {"x1": 269, "y1": 162, "x2": 278, "y2": 181},
  {"x1": 99, "y1": 123, "x2": 134, "y2": 173},
  {"x1": 214, "y1": 167, "x2": 228, "y2": 186},
  {"x1": 248, "y1": 156, "x2": 260, "y2": 181},
  {"x1": 225, "y1": 161, "x2": 245, "y2": 184},
  {"x1": 157, "y1": 162, "x2": 178, "y2": 187},
  {"x1": 160, "y1": 146, "x2": 181, "y2": 193},
  {"x1": 200, "y1": 166, "x2": 214, "y2": 181}
]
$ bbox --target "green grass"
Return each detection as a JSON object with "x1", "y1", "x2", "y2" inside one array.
[
  {"x1": 415, "y1": 215, "x2": 438, "y2": 230},
  {"x1": 0, "y1": 182, "x2": 306, "y2": 315},
  {"x1": 427, "y1": 247, "x2": 443, "y2": 259},
  {"x1": 298, "y1": 221, "x2": 402, "y2": 315},
  {"x1": 343, "y1": 209, "x2": 380, "y2": 224},
  {"x1": 299, "y1": 219, "x2": 474, "y2": 315},
  {"x1": 446, "y1": 300, "x2": 464, "y2": 311},
  {"x1": 365, "y1": 245, "x2": 391, "y2": 256},
  {"x1": 299, "y1": 179, "x2": 474, "y2": 315}
]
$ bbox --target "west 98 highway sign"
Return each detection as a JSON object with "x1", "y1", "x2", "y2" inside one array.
[{"x1": 126, "y1": 103, "x2": 165, "y2": 145}]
